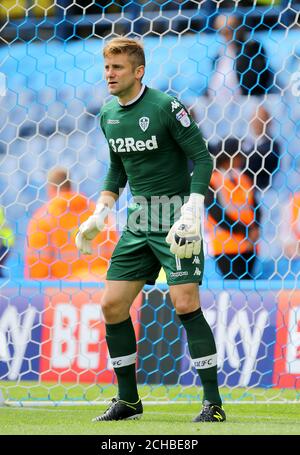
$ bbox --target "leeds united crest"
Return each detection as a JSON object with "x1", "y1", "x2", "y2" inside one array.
[{"x1": 139, "y1": 116, "x2": 149, "y2": 132}]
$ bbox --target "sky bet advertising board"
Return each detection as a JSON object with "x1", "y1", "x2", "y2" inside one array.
[{"x1": 0, "y1": 285, "x2": 299, "y2": 388}]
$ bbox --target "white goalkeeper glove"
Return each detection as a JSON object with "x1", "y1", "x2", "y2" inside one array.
[
  {"x1": 75, "y1": 203, "x2": 110, "y2": 255},
  {"x1": 166, "y1": 193, "x2": 204, "y2": 259}
]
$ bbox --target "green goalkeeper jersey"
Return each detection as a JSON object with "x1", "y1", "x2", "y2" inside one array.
[{"x1": 100, "y1": 87, "x2": 212, "y2": 199}]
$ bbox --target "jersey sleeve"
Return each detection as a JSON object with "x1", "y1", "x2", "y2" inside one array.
[
  {"x1": 159, "y1": 97, "x2": 213, "y2": 195},
  {"x1": 100, "y1": 111, "x2": 128, "y2": 195}
]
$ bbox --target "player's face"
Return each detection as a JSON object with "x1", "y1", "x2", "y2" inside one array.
[{"x1": 104, "y1": 53, "x2": 144, "y2": 101}]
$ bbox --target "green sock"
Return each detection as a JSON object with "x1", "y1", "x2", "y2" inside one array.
[
  {"x1": 178, "y1": 308, "x2": 222, "y2": 406},
  {"x1": 105, "y1": 317, "x2": 139, "y2": 403}
]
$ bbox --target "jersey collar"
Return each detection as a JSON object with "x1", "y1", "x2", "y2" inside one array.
[{"x1": 118, "y1": 85, "x2": 148, "y2": 108}]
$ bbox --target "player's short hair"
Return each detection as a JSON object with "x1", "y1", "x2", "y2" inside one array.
[{"x1": 103, "y1": 37, "x2": 145, "y2": 69}]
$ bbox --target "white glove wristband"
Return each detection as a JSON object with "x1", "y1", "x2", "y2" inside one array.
[
  {"x1": 93, "y1": 203, "x2": 111, "y2": 231},
  {"x1": 187, "y1": 193, "x2": 205, "y2": 207},
  {"x1": 180, "y1": 193, "x2": 204, "y2": 223},
  {"x1": 183, "y1": 193, "x2": 204, "y2": 212},
  {"x1": 75, "y1": 202, "x2": 111, "y2": 255}
]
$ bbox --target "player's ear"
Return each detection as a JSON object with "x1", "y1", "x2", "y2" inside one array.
[{"x1": 135, "y1": 65, "x2": 145, "y2": 81}]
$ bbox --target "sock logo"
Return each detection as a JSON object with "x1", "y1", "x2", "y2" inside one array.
[
  {"x1": 110, "y1": 352, "x2": 137, "y2": 368},
  {"x1": 192, "y1": 353, "x2": 217, "y2": 369}
]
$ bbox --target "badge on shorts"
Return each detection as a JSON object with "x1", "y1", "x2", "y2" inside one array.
[
  {"x1": 139, "y1": 116, "x2": 150, "y2": 132},
  {"x1": 176, "y1": 108, "x2": 191, "y2": 127}
]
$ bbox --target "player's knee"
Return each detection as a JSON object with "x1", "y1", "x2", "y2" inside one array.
[
  {"x1": 101, "y1": 290, "x2": 133, "y2": 323},
  {"x1": 171, "y1": 288, "x2": 200, "y2": 314},
  {"x1": 100, "y1": 294, "x2": 123, "y2": 321},
  {"x1": 174, "y1": 298, "x2": 197, "y2": 314}
]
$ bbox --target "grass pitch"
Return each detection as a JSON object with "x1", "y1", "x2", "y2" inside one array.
[
  {"x1": 0, "y1": 403, "x2": 300, "y2": 436},
  {"x1": 0, "y1": 382, "x2": 299, "y2": 435}
]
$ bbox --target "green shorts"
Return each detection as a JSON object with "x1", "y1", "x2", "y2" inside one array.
[{"x1": 106, "y1": 225, "x2": 204, "y2": 286}]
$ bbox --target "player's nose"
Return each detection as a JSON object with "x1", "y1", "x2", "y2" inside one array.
[{"x1": 106, "y1": 67, "x2": 115, "y2": 78}]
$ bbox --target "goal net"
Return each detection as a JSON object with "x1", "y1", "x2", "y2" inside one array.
[{"x1": 0, "y1": 1, "x2": 300, "y2": 406}]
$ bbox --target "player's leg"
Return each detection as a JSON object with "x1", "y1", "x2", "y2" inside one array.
[
  {"x1": 93, "y1": 227, "x2": 160, "y2": 422},
  {"x1": 101, "y1": 280, "x2": 145, "y2": 405},
  {"x1": 148, "y1": 233, "x2": 225, "y2": 422},
  {"x1": 93, "y1": 280, "x2": 145, "y2": 422},
  {"x1": 169, "y1": 282, "x2": 225, "y2": 422}
]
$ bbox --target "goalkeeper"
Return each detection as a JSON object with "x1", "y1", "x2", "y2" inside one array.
[{"x1": 76, "y1": 37, "x2": 226, "y2": 423}]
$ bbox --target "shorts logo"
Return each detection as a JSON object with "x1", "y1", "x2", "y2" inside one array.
[
  {"x1": 193, "y1": 267, "x2": 201, "y2": 276},
  {"x1": 170, "y1": 271, "x2": 188, "y2": 278},
  {"x1": 139, "y1": 116, "x2": 149, "y2": 132},
  {"x1": 192, "y1": 256, "x2": 200, "y2": 265},
  {"x1": 176, "y1": 108, "x2": 191, "y2": 128}
]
